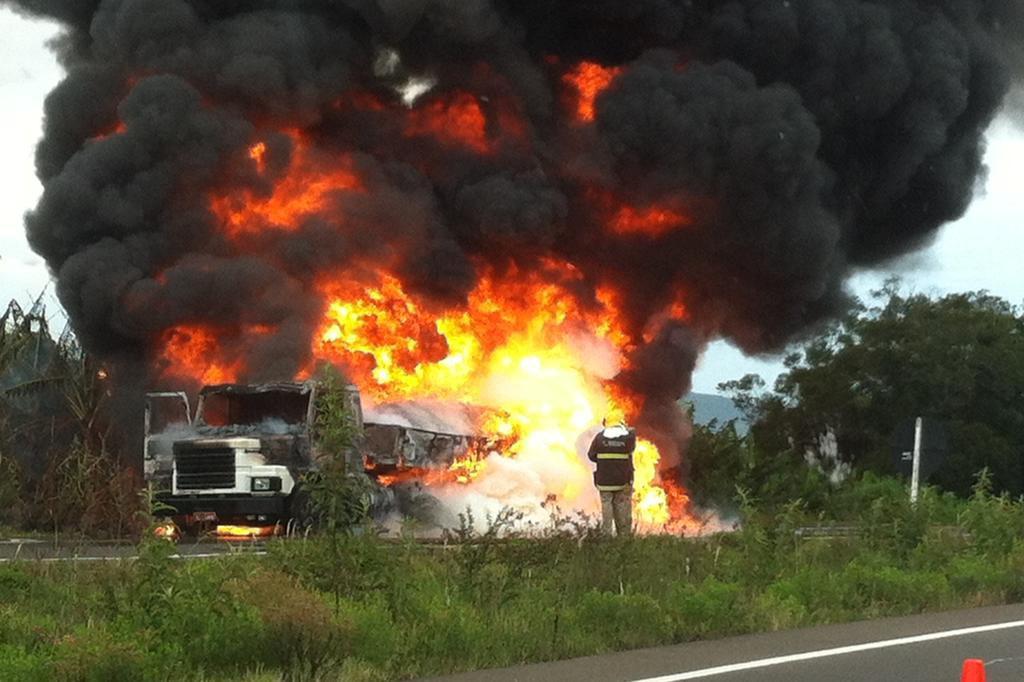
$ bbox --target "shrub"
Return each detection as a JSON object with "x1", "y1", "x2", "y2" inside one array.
[
  {"x1": 841, "y1": 561, "x2": 952, "y2": 614},
  {"x1": 268, "y1": 534, "x2": 395, "y2": 605},
  {"x1": 666, "y1": 578, "x2": 744, "y2": 639},
  {"x1": 945, "y1": 554, "x2": 1011, "y2": 604},
  {"x1": 0, "y1": 644, "x2": 49, "y2": 681},
  {"x1": 1001, "y1": 540, "x2": 1024, "y2": 600},
  {"x1": 125, "y1": 545, "x2": 266, "y2": 674},
  {"x1": 49, "y1": 625, "x2": 148, "y2": 682},
  {"x1": 960, "y1": 471, "x2": 1024, "y2": 556},
  {"x1": 33, "y1": 441, "x2": 143, "y2": 539},
  {"x1": 0, "y1": 563, "x2": 32, "y2": 603},
  {"x1": 407, "y1": 603, "x2": 493, "y2": 674},
  {"x1": 573, "y1": 590, "x2": 671, "y2": 650},
  {"x1": 229, "y1": 569, "x2": 352, "y2": 680},
  {"x1": 765, "y1": 567, "x2": 851, "y2": 621},
  {"x1": 334, "y1": 595, "x2": 401, "y2": 670},
  {"x1": 748, "y1": 590, "x2": 808, "y2": 632},
  {"x1": 910, "y1": 525, "x2": 974, "y2": 571},
  {"x1": 0, "y1": 454, "x2": 25, "y2": 527},
  {"x1": 0, "y1": 606, "x2": 61, "y2": 651},
  {"x1": 336, "y1": 659, "x2": 392, "y2": 682}
]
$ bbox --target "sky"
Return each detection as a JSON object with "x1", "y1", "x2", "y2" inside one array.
[{"x1": 1, "y1": 8, "x2": 1022, "y2": 394}]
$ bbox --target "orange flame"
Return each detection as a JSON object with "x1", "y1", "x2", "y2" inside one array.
[
  {"x1": 612, "y1": 205, "x2": 693, "y2": 237},
  {"x1": 158, "y1": 272, "x2": 692, "y2": 527},
  {"x1": 248, "y1": 141, "x2": 267, "y2": 173},
  {"x1": 216, "y1": 524, "x2": 280, "y2": 540},
  {"x1": 376, "y1": 450, "x2": 489, "y2": 488},
  {"x1": 210, "y1": 132, "x2": 361, "y2": 236},
  {"x1": 153, "y1": 522, "x2": 179, "y2": 541},
  {"x1": 314, "y1": 268, "x2": 685, "y2": 526},
  {"x1": 89, "y1": 120, "x2": 128, "y2": 142},
  {"x1": 406, "y1": 93, "x2": 490, "y2": 152},
  {"x1": 159, "y1": 107, "x2": 703, "y2": 530},
  {"x1": 564, "y1": 62, "x2": 623, "y2": 122},
  {"x1": 160, "y1": 326, "x2": 240, "y2": 385}
]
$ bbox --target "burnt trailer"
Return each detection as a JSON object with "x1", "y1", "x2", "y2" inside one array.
[{"x1": 143, "y1": 380, "x2": 480, "y2": 533}]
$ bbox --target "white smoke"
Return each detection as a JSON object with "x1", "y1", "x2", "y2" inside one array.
[{"x1": 364, "y1": 399, "x2": 478, "y2": 434}]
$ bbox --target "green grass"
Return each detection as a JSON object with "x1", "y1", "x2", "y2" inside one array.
[{"x1": 2, "y1": 477, "x2": 1024, "y2": 680}]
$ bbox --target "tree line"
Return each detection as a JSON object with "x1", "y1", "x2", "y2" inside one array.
[{"x1": 689, "y1": 280, "x2": 1024, "y2": 511}]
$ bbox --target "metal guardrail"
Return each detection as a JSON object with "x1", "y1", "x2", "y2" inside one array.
[
  {"x1": 794, "y1": 524, "x2": 972, "y2": 541},
  {"x1": 793, "y1": 525, "x2": 860, "y2": 540}
]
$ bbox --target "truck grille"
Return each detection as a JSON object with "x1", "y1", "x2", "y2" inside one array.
[{"x1": 174, "y1": 447, "x2": 235, "y2": 490}]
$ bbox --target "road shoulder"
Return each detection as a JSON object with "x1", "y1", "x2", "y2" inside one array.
[{"x1": 421, "y1": 603, "x2": 1024, "y2": 682}]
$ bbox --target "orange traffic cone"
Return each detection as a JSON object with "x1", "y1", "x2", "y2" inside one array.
[{"x1": 961, "y1": 659, "x2": 986, "y2": 682}]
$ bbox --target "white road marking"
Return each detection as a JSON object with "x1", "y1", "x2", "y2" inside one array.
[{"x1": 631, "y1": 619, "x2": 1024, "y2": 681}]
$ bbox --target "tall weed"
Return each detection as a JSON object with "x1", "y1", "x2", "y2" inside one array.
[
  {"x1": 228, "y1": 569, "x2": 351, "y2": 681},
  {"x1": 960, "y1": 470, "x2": 1024, "y2": 555}
]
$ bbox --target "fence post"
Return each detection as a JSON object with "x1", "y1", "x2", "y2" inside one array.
[{"x1": 910, "y1": 417, "x2": 922, "y2": 506}]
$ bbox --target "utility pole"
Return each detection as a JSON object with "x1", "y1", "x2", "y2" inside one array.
[{"x1": 910, "y1": 417, "x2": 923, "y2": 506}]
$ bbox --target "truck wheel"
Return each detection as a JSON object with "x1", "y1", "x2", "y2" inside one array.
[{"x1": 287, "y1": 486, "x2": 317, "y2": 535}]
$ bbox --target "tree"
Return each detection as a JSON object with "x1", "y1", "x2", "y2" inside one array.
[
  {"x1": 300, "y1": 364, "x2": 372, "y2": 533},
  {"x1": 1, "y1": 298, "x2": 134, "y2": 535},
  {"x1": 740, "y1": 282, "x2": 1024, "y2": 497},
  {"x1": 686, "y1": 401, "x2": 832, "y2": 512}
]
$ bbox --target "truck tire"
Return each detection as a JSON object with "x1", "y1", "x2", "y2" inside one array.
[{"x1": 287, "y1": 485, "x2": 317, "y2": 534}]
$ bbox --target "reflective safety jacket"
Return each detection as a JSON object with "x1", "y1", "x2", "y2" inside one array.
[{"x1": 587, "y1": 426, "x2": 636, "y2": 492}]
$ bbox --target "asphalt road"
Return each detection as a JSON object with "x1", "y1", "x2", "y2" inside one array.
[
  {"x1": 424, "y1": 603, "x2": 1024, "y2": 682},
  {"x1": 0, "y1": 538, "x2": 266, "y2": 561}
]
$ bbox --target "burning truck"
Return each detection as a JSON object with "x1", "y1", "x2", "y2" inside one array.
[{"x1": 144, "y1": 380, "x2": 496, "y2": 536}]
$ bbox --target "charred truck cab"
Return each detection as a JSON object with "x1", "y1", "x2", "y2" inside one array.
[
  {"x1": 144, "y1": 381, "x2": 363, "y2": 534},
  {"x1": 145, "y1": 380, "x2": 489, "y2": 535}
]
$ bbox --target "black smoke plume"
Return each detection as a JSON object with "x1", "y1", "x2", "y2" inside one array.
[{"x1": 6, "y1": 0, "x2": 1023, "y2": 464}]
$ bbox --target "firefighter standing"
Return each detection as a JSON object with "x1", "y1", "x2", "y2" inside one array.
[{"x1": 587, "y1": 414, "x2": 636, "y2": 536}]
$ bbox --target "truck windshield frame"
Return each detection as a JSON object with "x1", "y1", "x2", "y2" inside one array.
[{"x1": 195, "y1": 384, "x2": 314, "y2": 428}]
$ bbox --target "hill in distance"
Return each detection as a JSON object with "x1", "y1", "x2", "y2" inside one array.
[{"x1": 682, "y1": 392, "x2": 747, "y2": 432}]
